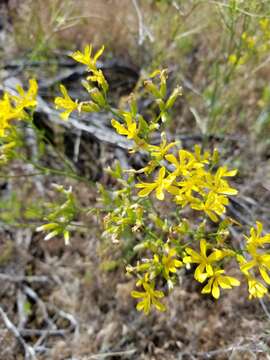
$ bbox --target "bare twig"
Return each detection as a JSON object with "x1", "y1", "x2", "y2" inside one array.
[
  {"x1": 73, "y1": 130, "x2": 82, "y2": 163},
  {"x1": 48, "y1": 304, "x2": 79, "y2": 341},
  {"x1": 23, "y1": 286, "x2": 55, "y2": 330},
  {"x1": 25, "y1": 127, "x2": 45, "y2": 195},
  {"x1": 250, "y1": 55, "x2": 270, "y2": 76},
  {"x1": 0, "y1": 273, "x2": 49, "y2": 283},
  {"x1": 259, "y1": 298, "x2": 270, "y2": 321},
  {"x1": 33, "y1": 329, "x2": 66, "y2": 351},
  {"x1": 131, "y1": 0, "x2": 154, "y2": 45},
  {"x1": 175, "y1": 24, "x2": 208, "y2": 41},
  {"x1": 21, "y1": 329, "x2": 65, "y2": 337},
  {"x1": 195, "y1": 343, "x2": 261, "y2": 359},
  {"x1": 179, "y1": 74, "x2": 202, "y2": 96},
  {"x1": 209, "y1": 0, "x2": 270, "y2": 18},
  {"x1": 88, "y1": 348, "x2": 136, "y2": 359},
  {"x1": 0, "y1": 305, "x2": 36, "y2": 360},
  {"x1": 172, "y1": 1, "x2": 185, "y2": 16},
  {"x1": 17, "y1": 289, "x2": 29, "y2": 329},
  {"x1": 51, "y1": 306, "x2": 78, "y2": 330}
]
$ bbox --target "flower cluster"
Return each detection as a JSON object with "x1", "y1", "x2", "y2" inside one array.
[
  {"x1": 54, "y1": 45, "x2": 108, "y2": 120},
  {"x1": 183, "y1": 239, "x2": 239, "y2": 299},
  {"x1": 229, "y1": 18, "x2": 270, "y2": 66},
  {"x1": 127, "y1": 242, "x2": 183, "y2": 314},
  {"x1": 53, "y1": 44, "x2": 270, "y2": 314},
  {"x1": 0, "y1": 79, "x2": 38, "y2": 137},
  {"x1": 36, "y1": 184, "x2": 77, "y2": 245},
  {"x1": 0, "y1": 79, "x2": 38, "y2": 163},
  {"x1": 135, "y1": 148, "x2": 238, "y2": 223},
  {"x1": 238, "y1": 222, "x2": 270, "y2": 299}
]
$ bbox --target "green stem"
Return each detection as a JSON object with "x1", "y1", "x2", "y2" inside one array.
[
  {"x1": 19, "y1": 154, "x2": 93, "y2": 185},
  {"x1": 30, "y1": 122, "x2": 77, "y2": 175}
]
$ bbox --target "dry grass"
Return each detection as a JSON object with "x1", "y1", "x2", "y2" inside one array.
[{"x1": 6, "y1": 0, "x2": 143, "y2": 61}]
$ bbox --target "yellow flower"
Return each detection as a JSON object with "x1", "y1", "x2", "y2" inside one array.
[
  {"x1": 0, "y1": 94, "x2": 17, "y2": 137},
  {"x1": 136, "y1": 167, "x2": 174, "y2": 200},
  {"x1": 242, "y1": 33, "x2": 256, "y2": 49},
  {"x1": 240, "y1": 244, "x2": 270, "y2": 285},
  {"x1": 131, "y1": 281, "x2": 166, "y2": 314},
  {"x1": 259, "y1": 18, "x2": 269, "y2": 31},
  {"x1": 239, "y1": 253, "x2": 268, "y2": 298},
  {"x1": 54, "y1": 84, "x2": 78, "y2": 120},
  {"x1": 147, "y1": 133, "x2": 178, "y2": 160},
  {"x1": 175, "y1": 176, "x2": 203, "y2": 198},
  {"x1": 205, "y1": 167, "x2": 238, "y2": 196},
  {"x1": 247, "y1": 36, "x2": 256, "y2": 49},
  {"x1": 191, "y1": 192, "x2": 229, "y2": 222},
  {"x1": 229, "y1": 53, "x2": 246, "y2": 66},
  {"x1": 162, "y1": 245, "x2": 183, "y2": 279},
  {"x1": 0, "y1": 79, "x2": 38, "y2": 137},
  {"x1": 201, "y1": 269, "x2": 240, "y2": 299},
  {"x1": 183, "y1": 239, "x2": 225, "y2": 282},
  {"x1": 12, "y1": 79, "x2": 38, "y2": 112},
  {"x1": 165, "y1": 149, "x2": 203, "y2": 177},
  {"x1": 111, "y1": 115, "x2": 138, "y2": 140},
  {"x1": 70, "y1": 44, "x2": 104, "y2": 71},
  {"x1": 216, "y1": 166, "x2": 237, "y2": 178},
  {"x1": 245, "y1": 221, "x2": 270, "y2": 248},
  {"x1": 228, "y1": 54, "x2": 238, "y2": 65},
  {"x1": 247, "y1": 275, "x2": 268, "y2": 299}
]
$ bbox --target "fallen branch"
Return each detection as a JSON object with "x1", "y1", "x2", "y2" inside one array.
[{"x1": 36, "y1": 95, "x2": 132, "y2": 150}]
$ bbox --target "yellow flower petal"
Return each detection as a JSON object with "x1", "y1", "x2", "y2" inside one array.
[{"x1": 212, "y1": 280, "x2": 220, "y2": 299}]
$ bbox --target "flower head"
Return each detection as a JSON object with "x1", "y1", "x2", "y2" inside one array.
[
  {"x1": 183, "y1": 239, "x2": 226, "y2": 282},
  {"x1": 165, "y1": 149, "x2": 203, "y2": 177},
  {"x1": 245, "y1": 221, "x2": 270, "y2": 248},
  {"x1": 240, "y1": 244, "x2": 270, "y2": 285},
  {"x1": 205, "y1": 167, "x2": 238, "y2": 196},
  {"x1": 0, "y1": 79, "x2": 38, "y2": 137},
  {"x1": 136, "y1": 167, "x2": 175, "y2": 200},
  {"x1": 111, "y1": 115, "x2": 138, "y2": 140},
  {"x1": 191, "y1": 192, "x2": 229, "y2": 222},
  {"x1": 131, "y1": 281, "x2": 166, "y2": 314},
  {"x1": 201, "y1": 269, "x2": 240, "y2": 299},
  {"x1": 147, "y1": 133, "x2": 178, "y2": 161},
  {"x1": 70, "y1": 44, "x2": 104, "y2": 71},
  {"x1": 247, "y1": 275, "x2": 268, "y2": 299},
  {"x1": 12, "y1": 79, "x2": 38, "y2": 112},
  {"x1": 54, "y1": 84, "x2": 79, "y2": 120},
  {"x1": 162, "y1": 244, "x2": 183, "y2": 279}
]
